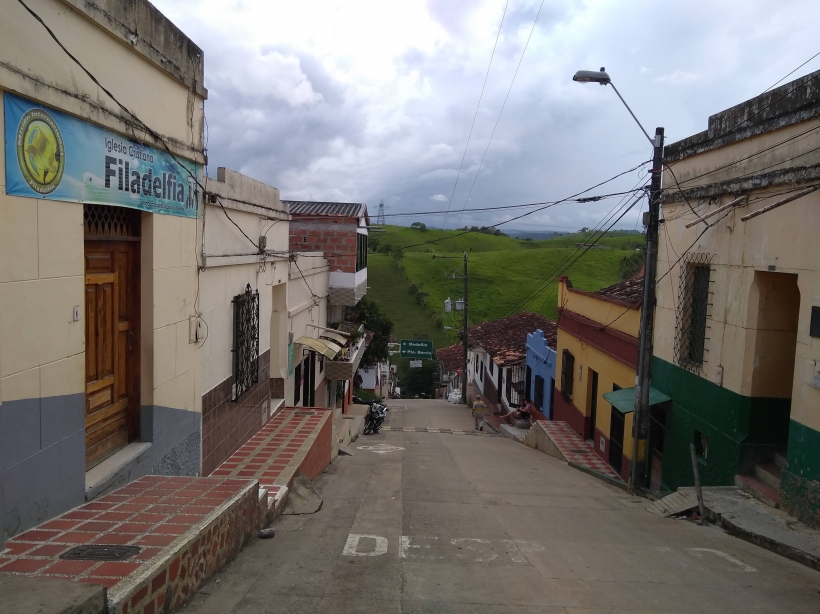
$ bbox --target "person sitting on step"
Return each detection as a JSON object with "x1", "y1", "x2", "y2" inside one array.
[{"x1": 499, "y1": 397, "x2": 535, "y2": 425}]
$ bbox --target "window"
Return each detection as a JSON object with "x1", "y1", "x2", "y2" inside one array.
[
  {"x1": 356, "y1": 233, "x2": 368, "y2": 272},
  {"x1": 319, "y1": 355, "x2": 324, "y2": 373},
  {"x1": 534, "y1": 375, "x2": 544, "y2": 410},
  {"x1": 294, "y1": 361, "x2": 302, "y2": 405},
  {"x1": 232, "y1": 284, "x2": 259, "y2": 402},
  {"x1": 480, "y1": 361, "x2": 484, "y2": 381},
  {"x1": 489, "y1": 360, "x2": 494, "y2": 376},
  {"x1": 675, "y1": 254, "x2": 712, "y2": 370},
  {"x1": 560, "y1": 349, "x2": 574, "y2": 400},
  {"x1": 694, "y1": 430, "x2": 709, "y2": 461}
]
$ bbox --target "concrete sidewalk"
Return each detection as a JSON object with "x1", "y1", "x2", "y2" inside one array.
[{"x1": 679, "y1": 486, "x2": 820, "y2": 571}]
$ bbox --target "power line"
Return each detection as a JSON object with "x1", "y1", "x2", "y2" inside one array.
[
  {"x1": 453, "y1": 0, "x2": 547, "y2": 230},
  {"x1": 503, "y1": 175, "x2": 649, "y2": 314},
  {"x1": 763, "y1": 50, "x2": 820, "y2": 93},
  {"x1": 394, "y1": 159, "x2": 649, "y2": 250},
  {"x1": 441, "y1": 0, "x2": 510, "y2": 229}
]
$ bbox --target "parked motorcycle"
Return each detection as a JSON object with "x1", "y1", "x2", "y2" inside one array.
[{"x1": 363, "y1": 401, "x2": 388, "y2": 435}]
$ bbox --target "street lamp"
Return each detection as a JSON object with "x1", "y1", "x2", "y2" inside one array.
[{"x1": 573, "y1": 67, "x2": 664, "y2": 494}]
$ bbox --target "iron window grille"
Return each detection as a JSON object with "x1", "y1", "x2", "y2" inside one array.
[
  {"x1": 84, "y1": 203, "x2": 141, "y2": 238},
  {"x1": 506, "y1": 364, "x2": 526, "y2": 407},
  {"x1": 232, "y1": 284, "x2": 259, "y2": 402},
  {"x1": 674, "y1": 253, "x2": 713, "y2": 372}
]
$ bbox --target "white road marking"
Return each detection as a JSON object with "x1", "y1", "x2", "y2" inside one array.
[
  {"x1": 686, "y1": 548, "x2": 757, "y2": 572},
  {"x1": 451, "y1": 538, "x2": 497, "y2": 562},
  {"x1": 399, "y1": 535, "x2": 438, "y2": 559},
  {"x1": 357, "y1": 443, "x2": 405, "y2": 454},
  {"x1": 342, "y1": 534, "x2": 389, "y2": 556}
]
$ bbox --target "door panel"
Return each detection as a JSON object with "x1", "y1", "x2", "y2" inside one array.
[{"x1": 84, "y1": 241, "x2": 139, "y2": 469}]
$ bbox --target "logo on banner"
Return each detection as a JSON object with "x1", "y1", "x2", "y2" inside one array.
[{"x1": 16, "y1": 108, "x2": 65, "y2": 194}]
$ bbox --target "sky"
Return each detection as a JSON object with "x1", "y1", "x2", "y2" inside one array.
[{"x1": 152, "y1": 0, "x2": 820, "y2": 232}]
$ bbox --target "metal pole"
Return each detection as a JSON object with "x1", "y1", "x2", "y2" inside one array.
[
  {"x1": 462, "y1": 251, "x2": 469, "y2": 406},
  {"x1": 630, "y1": 126, "x2": 664, "y2": 494},
  {"x1": 690, "y1": 443, "x2": 706, "y2": 525}
]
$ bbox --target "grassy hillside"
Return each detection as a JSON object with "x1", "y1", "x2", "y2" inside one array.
[
  {"x1": 400, "y1": 247, "x2": 626, "y2": 323},
  {"x1": 372, "y1": 225, "x2": 643, "y2": 255},
  {"x1": 366, "y1": 227, "x2": 644, "y2": 350},
  {"x1": 367, "y1": 253, "x2": 453, "y2": 349}
]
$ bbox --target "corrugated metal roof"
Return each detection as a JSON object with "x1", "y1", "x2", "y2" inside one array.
[{"x1": 283, "y1": 201, "x2": 368, "y2": 220}]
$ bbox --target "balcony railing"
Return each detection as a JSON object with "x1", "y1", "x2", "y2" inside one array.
[{"x1": 326, "y1": 329, "x2": 369, "y2": 381}]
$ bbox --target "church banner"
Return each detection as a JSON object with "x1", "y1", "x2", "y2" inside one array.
[{"x1": 4, "y1": 93, "x2": 200, "y2": 218}]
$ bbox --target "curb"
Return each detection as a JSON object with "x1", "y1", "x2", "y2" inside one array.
[
  {"x1": 567, "y1": 460, "x2": 629, "y2": 491},
  {"x1": 706, "y1": 507, "x2": 820, "y2": 572}
]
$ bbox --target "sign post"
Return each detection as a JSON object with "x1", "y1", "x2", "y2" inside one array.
[{"x1": 400, "y1": 340, "x2": 434, "y2": 360}]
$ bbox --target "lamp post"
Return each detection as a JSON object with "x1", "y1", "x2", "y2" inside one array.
[{"x1": 573, "y1": 68, "x2": 664, "y2": 493}]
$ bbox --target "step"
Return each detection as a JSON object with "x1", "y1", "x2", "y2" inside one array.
[
  {"x1": 735, "y1": 474, "x2": 779, "y2": 508},
  {"x1": 774, "y1": 452, "x2": 788, "y2": 470},
  {"x1": 1, "y1": 575, "x2": 106, "y2": 614},
  {"x1": 85, "y1": 442, "x2": 153, "y2": 501},
  {"x1": 755, "y1": 462, "x2": 782, "y2": 491}
]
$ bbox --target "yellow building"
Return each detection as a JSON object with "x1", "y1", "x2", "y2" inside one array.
[
  {"x1": 654, "y1": 69, "x2": 820, "y2": 523},
  {"x1": 554, "y1": 275, "x2": 650, "y2": 482}
]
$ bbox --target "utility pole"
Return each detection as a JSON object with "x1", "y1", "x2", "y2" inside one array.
[
  {"x1": 435, "y1": 253, "x2": 469, "y2": 405},
  {"x1": 630, "y1": 127, "x2": 664, "y2": 493},
  {"x1": 462, "y1": 251, "x2": 469, "y2": 406}
]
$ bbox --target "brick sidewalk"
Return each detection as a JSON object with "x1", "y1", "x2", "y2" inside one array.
[
  {"x1": 0, "y1": 475, "x2": 258, "y2": 613},
  {"x1": 210, "y1": 407, "x2": 332, "y2": 502},
  {"x1": 536, "y1": 420, "x2": 624, "y2": 482}
]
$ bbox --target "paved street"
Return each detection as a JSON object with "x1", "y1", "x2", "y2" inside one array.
[{"x1": 181, "y1": 400, "x2": 820, "y2": 613}]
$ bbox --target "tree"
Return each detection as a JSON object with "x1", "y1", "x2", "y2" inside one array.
[
  {"x1": 344, "y1": 297, "x2": 393, "y2": 369},
  {"x1": 410, "y1": 221, "x2": 428, "y2": 231},
  {"x1": 369, "y1": 237, "x2": 380, "y2": 252}
]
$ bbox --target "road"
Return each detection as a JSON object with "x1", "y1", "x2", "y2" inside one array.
[{"x1": 182, "y1": 399, "x2": 820, "y2": 613}]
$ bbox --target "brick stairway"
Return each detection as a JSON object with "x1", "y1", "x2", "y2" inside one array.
[
  {"x1": 210, "y1": 407, "x2": 333, "y2": 507},
  {"x1": 535, "y1": 420, "x2": 624, "y2": 482}
]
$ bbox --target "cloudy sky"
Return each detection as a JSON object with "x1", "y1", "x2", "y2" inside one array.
[{"x1": 153, "y1": 0, "x2": 820, "y2": 232}]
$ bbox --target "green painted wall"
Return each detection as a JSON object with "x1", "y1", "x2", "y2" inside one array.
[
  {"x1": 781, "y1": 420, "x2": 820, "y2": 529},
  {"x1": 651, "y1": 358, "x2": 791, "y2": 492}
]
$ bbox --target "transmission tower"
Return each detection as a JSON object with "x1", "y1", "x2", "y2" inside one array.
[{"x1": 376, "y1": 199, "x2": 386, "y2": 226}]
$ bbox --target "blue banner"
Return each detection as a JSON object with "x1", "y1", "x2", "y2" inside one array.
[{"x1": 4, "y1": 93, "x2": 200, "y2": 218}]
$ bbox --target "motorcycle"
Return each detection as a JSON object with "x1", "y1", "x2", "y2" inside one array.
[{"x1": 363, "y1": 401, "x2": 388, "y2": 435}]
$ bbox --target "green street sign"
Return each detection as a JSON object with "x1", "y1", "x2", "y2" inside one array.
[{"x1": 400, "y1": 339, "x2": 434, "y2": 360}]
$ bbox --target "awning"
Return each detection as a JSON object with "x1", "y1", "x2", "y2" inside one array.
[
  {"x1": 320, "y1": 330, "x2": 348, "y2": 345},
  {"x1": 295, "y1": 336, "x2": 341, "y2": 359},
  {"x1": 602, "y1": 386, "x2": 672, "y2": 414}
]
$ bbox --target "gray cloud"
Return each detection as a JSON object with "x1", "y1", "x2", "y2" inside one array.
[{"x1": 153, "y1": 0, "x2": 820, "y2": 231}]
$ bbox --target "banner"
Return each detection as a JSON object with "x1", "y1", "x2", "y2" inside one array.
[{"x1": 4, "y1": 93, "x2": 200, "y2": 218}]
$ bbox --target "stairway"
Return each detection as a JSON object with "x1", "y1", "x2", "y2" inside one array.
[{"x1": 735, "y1": 452, "x2": 787, "y2": 508}]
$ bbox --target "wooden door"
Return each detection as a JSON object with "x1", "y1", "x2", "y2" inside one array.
[{"x1": 85, "y1": 241, "x2": 139, "y2": 468}]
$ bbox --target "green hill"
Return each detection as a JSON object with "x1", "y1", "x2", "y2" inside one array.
[{"x1": 366, "y1": 226, "x2": 644, "y2": 353}]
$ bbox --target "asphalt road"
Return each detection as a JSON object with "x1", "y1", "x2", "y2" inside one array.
[{"x1": 181, "y1": 399, "x2": 820, "y2": 613}]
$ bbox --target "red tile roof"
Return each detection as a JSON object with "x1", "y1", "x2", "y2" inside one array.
[
  {"x1": 436, "y1": 343, "x2": 463, "y2": 373},
  {"x1": 469, "y1": 311, "x2": 557, "y2": 367},
  {"x1": 594, "y1": 275, "x2": 644, "y2": 305}
]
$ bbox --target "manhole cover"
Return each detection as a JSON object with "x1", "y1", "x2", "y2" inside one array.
[
  {"x1": 568, "y1": 449, "x2": 589, "y2": 454},
  {"x1": 60, "y1": 545, "x2": 141, "y2": 561},
  {"x1": 295, "y1": 411, "x2": 316, "y2": 416}
]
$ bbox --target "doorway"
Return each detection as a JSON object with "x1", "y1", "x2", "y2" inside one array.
[
  {"x1": 83, "y1": 205, "x2": 140, "y2": 469},
  {"x1": 587, "y1": 369, "x2": 599, "y2": 441}
]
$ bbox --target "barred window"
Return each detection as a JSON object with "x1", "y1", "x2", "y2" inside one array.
[
  {"x1": 675, "y1": 254, "x2": 713, "y2": 371},
  {"x1": 232, "y1": 284, "x2": 259, "y2": 402},
  {"x1": 534, "y1": 375, "x2": 544, "y2": 410}
]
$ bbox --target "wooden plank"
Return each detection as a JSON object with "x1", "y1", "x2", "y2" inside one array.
[
  {"x1": 85, "y1": 273, "x2": 114, "y2": 284},
  {"x1": 86, "y1": 397, "x2": 127, "y2": 428},
  {"x1": 86, "y1": 374, "x2": 114, "y2": 395}
]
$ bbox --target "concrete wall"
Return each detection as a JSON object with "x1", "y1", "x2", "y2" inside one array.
[
  {"x1": 287, "y1": 253, "x2": 329, "y2": 408},
  {"x1": 198, "y1": 168, "x2": 289, "y2": 476},
  {"x1": 655, "y1": 74, "x2": 820, "y2": 520},
  {"x1": 526, "y1": 329, "x2": 556, "y2": 418},
  {"x1": 0, "y1": 0, "x2": 205, "y2": 540}
]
